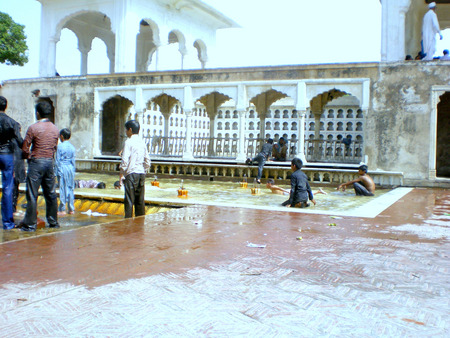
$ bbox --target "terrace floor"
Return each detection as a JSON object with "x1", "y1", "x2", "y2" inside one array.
[{"x1": 0, "y1": 188, "x2": 449, "y2": 336}]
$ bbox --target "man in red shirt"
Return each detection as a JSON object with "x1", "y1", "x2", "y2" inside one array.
[{"x1": 20, "y1": 101, "x2": 60, "y2": 231}]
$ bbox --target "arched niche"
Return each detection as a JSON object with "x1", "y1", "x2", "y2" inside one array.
[
  {"x1": 136, "y1": 18, "x2": 160, "y2": 72},
  {"x1": 158, "y1": 30, "x2": 186, "y2": 70},
  {"x1": 56, "y1": 11, "x2": 114, "y2": 75},
  {"x1": 101, "y1": 95, "x2": 133, "y2": 155},
  {"x1": 436, "y1": 91, "x2": 450, "y2": 178}
]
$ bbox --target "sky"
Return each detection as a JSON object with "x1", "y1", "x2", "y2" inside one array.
[{"x1": 0, "y1": 0, "x2": 448, "y2": 82}]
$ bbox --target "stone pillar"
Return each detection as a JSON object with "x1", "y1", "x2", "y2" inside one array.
[
  {"x1": 380, "y1": 0, "x2": 411, "y2": 62},
  {"x1": 40, "y1": 36, "x2": 59, "y2": 77},
  {"x1": 297, "y1": 111, "x2": 307, "y2": 164},
  {"x1": 236, "y1": 110, "x2": 247, "y2": 162},
  {"x1": 107, "y1": 48, "x2": 115, "y2": 74},
  {"x1": 38, "y1": 4, "x2": 59, "y2": 77},
  {"x1": 182, "y1": 110, "x2": 194, "y2": 160},
  {"x1": 113, "y1": 1, "x2": 139, "y2": 73},
  {"x1": 182, "y1": 86, "x2": 194, "y2": 161},
  {"x1": 79, "y1": 46, "x2": 91, "y2": 76},
  {"x1": 295, "y1": 81, "x2": 308, "y2": 164},
  {"x1": 92, "y1": 90, "x2": 102, "y2": 156}
]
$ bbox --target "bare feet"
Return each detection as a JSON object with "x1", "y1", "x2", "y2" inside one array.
[
  {"x1": 57, "y1": 211, "x2": 67, "y2": 216},
  {"x1": 317, "y1": 188, "x2": 327, "y2": 195},
  {"x1": 68, "y1": 211, "x2": 74, "y2": 215}
]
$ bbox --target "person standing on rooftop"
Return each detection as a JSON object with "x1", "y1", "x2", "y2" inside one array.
[{"x1": 422, "y1": 2, "x2": 443, "y2": 61}]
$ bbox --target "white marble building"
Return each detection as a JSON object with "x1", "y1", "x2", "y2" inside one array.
[{"x1": 37, "y1": 0, "x2": 238, "y2": 77}]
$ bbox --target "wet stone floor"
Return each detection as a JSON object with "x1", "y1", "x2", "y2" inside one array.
[{"x1": 0, "y1": 188, "x2": 449, "y2": 336}]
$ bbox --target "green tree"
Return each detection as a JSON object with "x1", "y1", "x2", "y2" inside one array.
[{"x1": 0, "y1": 12, "x2": 28, "y2": 66}]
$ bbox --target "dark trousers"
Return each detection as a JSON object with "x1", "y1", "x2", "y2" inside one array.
[
  {"x1": 251, "y1": 155, "x2": 266, "y2": 181},
  {"x1": 13, "y1": 176, "x2": 20, "y2": 212},
  {"x1": 353, "y1": 182, "x2": 374, "y2": 196},
  {"x1": 22, "y1": 158, "x2": 59, "y2": 229},
  {"x1": 124, "y1": 173, "x2": 146, "y2": 218},
  {"x1": 0, "y1": 154, "x2": 15, "y2": 229}
]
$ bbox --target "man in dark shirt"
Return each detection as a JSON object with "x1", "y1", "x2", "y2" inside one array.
[
  {"x1": 20, "y1": 101, "x2": 60, "y2": 231},
  {"x1": 282, "y1": 157, "x2": 316, "y2": 208},
  {"x1": 245, "y1": 138, "x2": 273, "y2": 184},
  {"x1": 0, "y1": 96, "x2": 23, "y2": 230},
  {"x1": 272, "y1": 137, "x2": 288, "y2": 161}
]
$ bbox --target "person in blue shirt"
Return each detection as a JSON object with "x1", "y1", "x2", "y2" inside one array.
[{"x1": 55, "y1": 128, "x2": 76, "y2": 215}]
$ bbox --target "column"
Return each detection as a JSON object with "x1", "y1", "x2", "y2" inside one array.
[
  {"x1": 182, "y1": 86, "x2": 194, "y2": 161},
  {"x1": 236, "y1": 110, "x2": 247, "y2": 162},
  {"x1": 236, "y1": 84, "x2": 248, "y2": 162},
  {"x1": 40, "y1": 37, "x2": 59, "y2": 77},
  {"x1": 380, "y1": 0, "x2": 411, "y2": 62},
  {"x1": 295, "y1": 81, "x2": 308, "y2": 164},
  {"x1": 79, "y1": 46, "x2": 91, "y2": 76},
  {"x1": 107, "y1": 48, "x2": 115, "y2": 74},
  {"x1": 92, "y1": 90, "x2": 102, "y2": 156},
  {"x1": 113, "y1": 0, "x2": 139, "y2": 73},
  {"x1": 38, "y1": 6, "x2": 59, "y2": 77},
  {"x1": 182, "y1": 110, "x2": 194, "y2": 160},
  {"x1": 297, "y1": 111, "x2": 307, "y2": 164}
]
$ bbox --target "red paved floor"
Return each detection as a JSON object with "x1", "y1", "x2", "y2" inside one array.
[{"x1": 0, "y1": 188, "x2": 449, "y2": 336}]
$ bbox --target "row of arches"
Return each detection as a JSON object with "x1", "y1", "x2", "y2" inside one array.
[
  {"x1": 56, "y1": 11, "x2": 208, "y2": 76},
  {"x1": 99, "y1": 87, "x2": 365, "y2": 163}
]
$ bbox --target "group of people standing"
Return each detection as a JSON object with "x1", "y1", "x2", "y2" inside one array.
[
  {"x1": 0, "y1": 96, "x2": 60, "y2": 231},
  {"x1": 0, "y1": 95, "x2": 151, "y2": 232}
]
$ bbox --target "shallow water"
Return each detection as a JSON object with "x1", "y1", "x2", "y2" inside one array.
[{"x1": 75, "y1": 172, "x2": 389, "y2": 212}]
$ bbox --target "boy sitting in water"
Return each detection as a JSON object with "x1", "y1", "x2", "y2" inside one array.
[
  {"x1": 282, "y1": 158, "x2": 316, "y2": 208},
  {"x1": 337, "y1": 164, "x2": 375, "y2": 196},
  {"x1": 267, "y1": 178, "x2": 327, "y2": 196},
  {"x1": 266, "y1": 179, "x2": 290, "y2": 195}
]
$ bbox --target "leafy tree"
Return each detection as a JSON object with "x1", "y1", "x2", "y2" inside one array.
[{"x1": 0, "y1": 12, "x2": 28, "y2": 66}]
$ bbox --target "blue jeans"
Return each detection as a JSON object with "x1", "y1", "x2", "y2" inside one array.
[
  {"x1": 251, "y1": 154, "x2": 266, "y2": 181},
  {"x1": 0, "y1": 154, "x2": 15, "y2": 229},
  {"x1": 21, "y1": 158, "x2": 59, "y2": 229},
  {"x1": 58, "y1": 164, "x2": 75, "y2": 212}
]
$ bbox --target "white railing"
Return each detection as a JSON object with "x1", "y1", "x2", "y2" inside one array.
[
  {"x1": 143, "y1": 135, "x2": 363, "y2": 163},
  {"x1": 306, "y1": 139, "x2": 363, "y2": 164}
]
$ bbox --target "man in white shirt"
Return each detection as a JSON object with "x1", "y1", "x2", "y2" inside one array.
[
  {"x1": 422, "y1": 2, "x2": 443, "y2": 61},
  {"x1": 119, "y1": 120, "x2": 151, "y2": 218}
]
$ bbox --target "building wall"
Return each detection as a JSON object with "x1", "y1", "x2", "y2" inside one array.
[{"x1": 1, "y1": 62, "x2": 448, "y2": 185}]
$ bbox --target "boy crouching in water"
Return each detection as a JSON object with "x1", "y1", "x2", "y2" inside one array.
[
  {"x1": 337, "y1": 164, "x2": 375, "y2": 196},
  {"x1": 119, "y1": 120, "x2": 151, "y2": 218},
  {"x1": 282, "y1": 158, "x2": 316, "y2": 208}
]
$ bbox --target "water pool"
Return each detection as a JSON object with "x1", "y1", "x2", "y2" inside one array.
[{"x1": 74, "y1": 173, "x2": 412, "y2": 218}]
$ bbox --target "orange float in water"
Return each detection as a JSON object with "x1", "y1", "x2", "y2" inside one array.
[
  {"x1": 178, "y1": 179, "x2": 188, "y2": 197},
  {"x1": 251, "y1": 187, "x2": 260, "y2": 195},
  {"x1": 178, "y1": 189, "x2": 188, "y2": 197}
]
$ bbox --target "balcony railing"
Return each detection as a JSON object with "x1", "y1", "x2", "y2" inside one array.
[
  {"x1": 144, "y1": 136, "x2": 363, "y2": 163},
  {"x1": 305, "y1": 139, "x2": 363, "y2": 163},
  {"x1": 146, "y1": 136, "x2": 185, "y2": 157}
]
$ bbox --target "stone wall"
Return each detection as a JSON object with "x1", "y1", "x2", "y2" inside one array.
[{"x1": 1, "y1": 62, "x2": 448, "y2": 186}]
